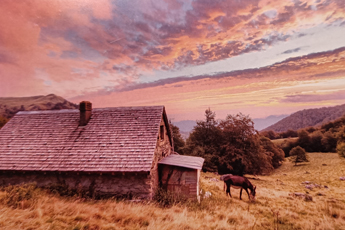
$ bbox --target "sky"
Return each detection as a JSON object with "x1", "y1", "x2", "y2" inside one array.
[{"x1": 0, "y1": 0, "x2": 345, "y2": 122}]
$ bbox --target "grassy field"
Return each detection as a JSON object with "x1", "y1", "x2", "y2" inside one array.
[{"x1": 1, "y1": 152, "x2": 345, "y2": 230}]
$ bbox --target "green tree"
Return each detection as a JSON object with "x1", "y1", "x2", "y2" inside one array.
[
  {"x1": 309, "y1": 131, "x2": 324, "y2": 152},
  {"x1": 185, "y1": 108, "x2": 222, "y2": 171},
  {"x1": 260, "y1": 136, "x2": 285, "y2": 168},
  {"x1": 218, "y1": 113, "x2": 272, "y2": 175},
  {"x1": 289, "y1": 146, "x2": 309, "y2": 165},
  {"x1": 169, "y1": 122, "x2": 185, "y2": 155},
  {"x1": 321, "y1": 131, "x2": 337, "y2": 152},
  {"x1": 296, "y1": 129, "x2": 311, "y2": 152}
]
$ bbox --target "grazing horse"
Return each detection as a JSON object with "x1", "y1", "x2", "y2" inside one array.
[
  {"x1": 220, "y1": 174, "x2": 233, "y2": 191},
  {"x1": 221, "y1": 175, "x2": 256, "y2": 201}
]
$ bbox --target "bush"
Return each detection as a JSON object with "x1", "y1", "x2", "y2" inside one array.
[
  {"x1": 289, "y1": 146, "x2": 309, "y2": 165},
  {"x1": 153, "y1": 188, "x2": 188, "y2": 207},
  {"x1": 0, "y1": 183, "x2": 40, "y2": 209},
  {"x1": 336, "y1": 142, "x2": 345, "y2": 158}
]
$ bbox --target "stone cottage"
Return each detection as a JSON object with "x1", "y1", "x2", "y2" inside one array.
[{"x1": 0, "y1": 102, "x2": 175, "y2": 199}]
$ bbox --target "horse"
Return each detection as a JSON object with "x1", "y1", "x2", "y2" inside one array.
[
  {"x1": 219, "y1": 174, "x2": 233, "y2": 191},
  {"x1": 221, "y1": 175, "x2": 256, "y2": 201}
]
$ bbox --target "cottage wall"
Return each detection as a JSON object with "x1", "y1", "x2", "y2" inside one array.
[
  {"x1": 0, "y1": 171, "x2": 151, "y2": 199},
  {"x1": 159, "y1": 165, "x2": 200, "y2": 200},
  {"x1": 149, "y1": 116, "x2": 173, "y2": 199}
]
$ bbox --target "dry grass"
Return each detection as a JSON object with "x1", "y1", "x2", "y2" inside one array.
[
  {"x1": 271, "y1": 137, "x2": 298, "y2": 145},
  {"x1": 1, "y1": 153, "x2": 345, "y2": 230}
]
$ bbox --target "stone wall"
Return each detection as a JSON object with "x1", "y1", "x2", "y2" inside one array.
[
  {"x1": 0, "y1": 171, "x2": 151, "y2": 199},
  {"x1": 149, "y1": 115, "x2": 173, "y2": 199}
]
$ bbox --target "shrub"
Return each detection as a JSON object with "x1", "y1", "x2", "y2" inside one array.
[
  {"x1": 153, "y1": 188, "x2": 187, "y2": 207},
  {"x1": 336, "y1": 142, "x2": 345, "y2": 158},
  {"x1": 289, "y1": 146, "x2": 309, "y2": 165}
]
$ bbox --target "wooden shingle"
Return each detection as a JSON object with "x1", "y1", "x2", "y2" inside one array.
[{"x1": 0, "y1": 106, "x2": 171, "y2": 172}]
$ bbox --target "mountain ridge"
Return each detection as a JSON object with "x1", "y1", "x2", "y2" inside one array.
[
  {"x1": 263, "y1": 103, "x2": 345, "y2": 132},
  {"x1": 0, "y1": 94, "x2": 78, "y2": 119}
]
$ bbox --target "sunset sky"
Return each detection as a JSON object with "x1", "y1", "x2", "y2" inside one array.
[{"x1": 1, "y1": 0, "x2": 345, "y2": 121}]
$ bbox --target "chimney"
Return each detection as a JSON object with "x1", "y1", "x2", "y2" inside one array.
[{"x1": 79, "y1": 101, "x2": 92, "y2": 126}]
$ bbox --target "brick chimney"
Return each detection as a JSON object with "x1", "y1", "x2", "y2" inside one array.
[{"x1": 79, "y1": 101, "x2": 92, "y2": 126}]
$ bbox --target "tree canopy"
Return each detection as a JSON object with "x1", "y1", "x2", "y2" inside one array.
[{"x1": 185, "y1": 109, "x2": 284, "y2": 175}]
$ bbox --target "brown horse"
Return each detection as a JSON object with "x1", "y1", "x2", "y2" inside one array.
[{"x1": 221, "y1": 175, "x2": 256, "y2": 201}]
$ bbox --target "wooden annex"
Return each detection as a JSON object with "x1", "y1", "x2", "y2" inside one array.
[
  {"x1": 159, "y1": 154, "x2": 204, "y2": 201},
  {"x1": 0, "y1": 102, "x2": 204, "y2": 200}
]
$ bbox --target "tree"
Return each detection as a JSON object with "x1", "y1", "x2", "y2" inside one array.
[
  {"x1": 260, "y1": 136, "x2": 285, "y2": 168},
  {"x1": 169, "y1": 122, "x2": 185, "y2": 155},
  {"x1": 260, "y1": 130, "x2": 277, "y2": 140},
  {"x1": 219, "y1": 113, "x2": 272, "y2": 175},
  {"x1": 185, "y1": 108, "x2": 222, "y2": 171},
  {"x1": 296, "y1": 129, "x2": 311, "y2": 152},
  {"x1": 309, "y1": 131, "x2": 324, "y2": 152},
  {"x1": 185, "y1": 110, "x2": 285, "y2": 175},
  {"x1": 289, "y1": 146, "x2": 309, "y2": 165},
  {"x1": 321, "y1": 131, "x2": 337, "y2": 152}
]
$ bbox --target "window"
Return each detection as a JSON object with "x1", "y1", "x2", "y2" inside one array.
[{"x1": 160, "y1": 125, "x2": 164, "y2": 140}]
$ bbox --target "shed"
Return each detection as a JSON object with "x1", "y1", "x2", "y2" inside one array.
[
  {"x1": 0, "y1": 102, "x2": 174, "y2": 199},
  {"x1": 158, "y1": 154, "x2": 204, "y2": 200}
]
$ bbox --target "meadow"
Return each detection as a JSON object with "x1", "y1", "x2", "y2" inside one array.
[{"x1": 0, "y1": 152, "x2": 344, "y2": 230}]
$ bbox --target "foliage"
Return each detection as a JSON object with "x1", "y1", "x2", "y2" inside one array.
[
  {"x1": 336, "y1": 142, "x2": 345, "y2": 158},
  {"x1": 185, "y1": 108, "x2": 222, "y2": 171},
  {"x1": 260, "y1": 130, "x2": 278, "y2": 139},
  {"x1": 260, "y1": 136, "x2": 285, "y2": 168},
  {"x1": 185, "y1": 109, "x2": 283, "y2": 175},
  {"x1": 296, "y1": 130, "x2": 311, "y2": 152},
  {"x1": 0, "y1": 116, "x2": 8, "y2": 129},
  {"x1": 280, "y1": 129, "x2": 298, "y2": 139},
  {"x1": 0, "y1": 183, "x2": 40, "y2": 209},
  {"x1": 289, "y1": 146, "x2": 309, "y2": 165},
  {"x1": 169, "y1": 122, "x2": 185, "y2": 154}
]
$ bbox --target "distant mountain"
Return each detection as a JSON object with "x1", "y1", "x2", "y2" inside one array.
[
  {"x1": 0, "y1": 94, "x2": 78, "y2": 119},
  {"x1": 263, "y1": 104, "x2": 345, "y2": 132},
  {"x1": 253, "y1": 115, "x2": 288, "y2": 131},
  {"x1": 173, "y1": 120, "x2": 197, "y2": 133}
]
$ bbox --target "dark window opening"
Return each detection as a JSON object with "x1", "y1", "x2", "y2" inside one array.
[{"x1": 160, "y1": 125, "x2": 164, "y2": 140}]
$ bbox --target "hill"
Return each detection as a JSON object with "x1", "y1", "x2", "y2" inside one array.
[
  {"x1": 263, "y1": 104, "x2": 345, "y2": 132},
  {"x1": 253, "y1": 114, "x2": 288, "y2": 131},
  {"x1": 0, "y1": 94, "x2": 78, "y2": 119}
]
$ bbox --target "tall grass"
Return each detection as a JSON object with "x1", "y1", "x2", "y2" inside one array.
[{"x1": 0, "y1": 153, "x2": 344, "y2": 229}]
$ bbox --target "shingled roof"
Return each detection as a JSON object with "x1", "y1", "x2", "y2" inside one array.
[{"x1": 0, "y1": 106, "x2": 172, "y2": 172}]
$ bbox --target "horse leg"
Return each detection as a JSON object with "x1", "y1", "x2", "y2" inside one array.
[
  {"x1": 225, "y1": 181, "x2": 232, "y2": 198},
  {"x1": 244, "y1": 188, "x2": 250, "y2": 200},
  {"x1": 240, "y1": 188, "x2": 243, "y2": 200}
]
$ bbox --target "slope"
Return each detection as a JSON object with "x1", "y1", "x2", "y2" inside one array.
[{"x1": 263, "y1": 104, "x2": 345, "y2": 132}]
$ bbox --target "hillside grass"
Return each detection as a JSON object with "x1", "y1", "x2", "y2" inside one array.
[
  {"x1": 271, "y1": 137, "x2": 298, "y2": 145},
  {"x1": 1, "y1": 153, "x2": 345, "y2": 230}
]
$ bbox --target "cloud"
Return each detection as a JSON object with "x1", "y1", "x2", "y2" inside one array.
[
  {"x1": 281, "y1": 47, "x2": 302, "y2": 54},
  {"x1": 80, "y1": 46, "x2": 345, "y2": 96},
  {"x1": 280, "y1": 90, "x2": 345, "y2": 103}
]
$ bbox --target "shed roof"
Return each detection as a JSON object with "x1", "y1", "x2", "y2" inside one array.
[
  {"x1": 0, "y1": 106, "x2": 172, "y2": 173},
  {"x1": 158, "y1": 154, "x2": 204, "y2": 170}
]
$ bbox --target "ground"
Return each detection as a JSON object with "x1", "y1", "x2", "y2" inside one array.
[{"x1": 0, "y1": 152, "x2": 344, "y2": 230}]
